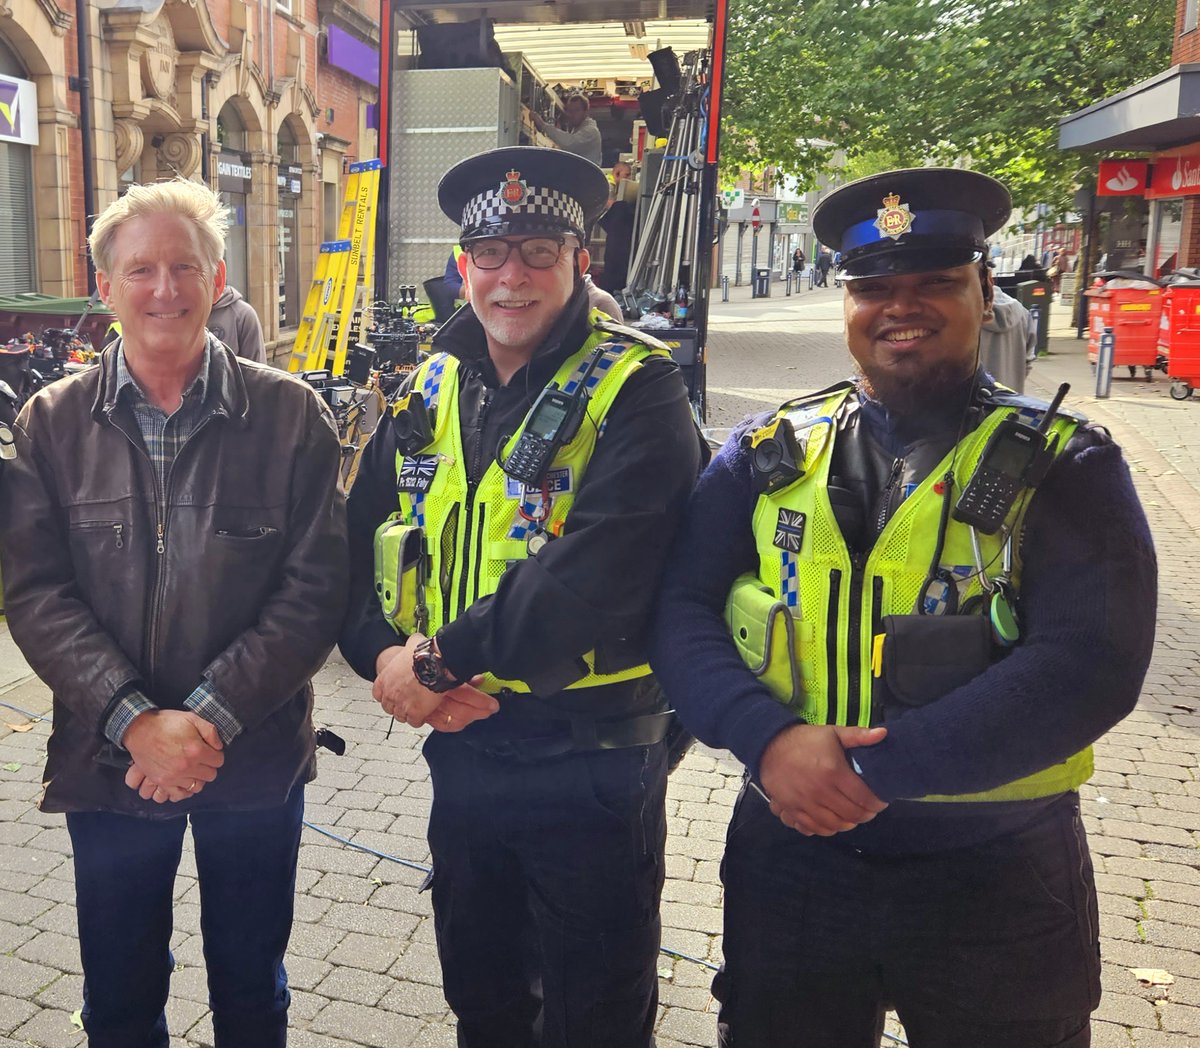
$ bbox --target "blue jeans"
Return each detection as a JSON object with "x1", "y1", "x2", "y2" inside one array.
[{"x1": 66, "y1": 785, "x2": 304, "y2": 1048}]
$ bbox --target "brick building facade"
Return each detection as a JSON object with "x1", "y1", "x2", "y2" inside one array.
[{"x1": 0, "y1": 0, "x2": 379, "y2": 353}]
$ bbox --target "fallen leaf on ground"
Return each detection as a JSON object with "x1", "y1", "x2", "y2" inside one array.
[{"x1": 1129, "y1": 968, "x2": 1174, "y2": 987}]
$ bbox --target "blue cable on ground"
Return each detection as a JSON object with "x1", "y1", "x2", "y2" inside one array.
[
  {"x1": 0, "y1": 700, "x2": 50, "y2": 723},
  {"x1": 302, "y1": 820, "x2": 910, "y2": 1045}
]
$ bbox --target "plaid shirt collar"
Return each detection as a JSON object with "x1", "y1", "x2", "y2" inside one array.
[{"x1": 115, "y1": 341, "x2": 211, "y2": 413}]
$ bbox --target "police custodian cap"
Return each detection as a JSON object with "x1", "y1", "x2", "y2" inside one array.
[
  {"x1": 438, "y1": 146, "x2": 611, "y2": 244},
  {"x1": 812, "y1": 167, "x2": 1011, "y2": 280}
]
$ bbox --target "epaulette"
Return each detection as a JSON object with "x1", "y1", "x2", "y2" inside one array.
[
  {"x1": 977, "y1": 385, "x2": 1089, "y2": 424},
  {"x1": 589, "y1": 314, "x2": 672, "y2": 353}
]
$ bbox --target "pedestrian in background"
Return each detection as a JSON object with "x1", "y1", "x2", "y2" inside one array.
[
  {"x1": 815, "y1": 244, "x2": 832, "y2": 287},
  {"x1": 206, "y1": 282, "x2": 266, "y2": 363},
  {"x1": 980, "y1": 283, "x2": 1037, "y2": 393},
  {"x1": 0, "y1": 179, "x2": 348, "y2": 1048},
  {"x1": 650, "y1": 166, "x2": 1156, "y2": 1048},
  {"x1": 791, "y1": 246, "x2": 806, "y2": 287}
]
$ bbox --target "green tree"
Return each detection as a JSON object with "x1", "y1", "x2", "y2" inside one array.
[{"x1": 721, "y1": 0, "x2": 1173, "y2": 211}]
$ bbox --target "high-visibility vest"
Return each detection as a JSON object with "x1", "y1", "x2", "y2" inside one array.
[
  {"x1": 726, "y1": 385, "x2": 1093, "y2": 802},
  {"x1": 376, "y1": 317, "x2": 669, "y2": 694}
]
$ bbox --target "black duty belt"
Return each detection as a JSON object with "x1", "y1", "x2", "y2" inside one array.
[{"x1": 465, "y1": 696, "x2": 673, "y2": 761}]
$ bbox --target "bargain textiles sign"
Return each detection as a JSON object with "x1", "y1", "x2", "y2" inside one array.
[
  {"x1": 1147, "y1": 149, "x2": 1200, "y2": 199},
  {"x1": 1097, "y1": 159, "x2": 1147, "y2": 196}
]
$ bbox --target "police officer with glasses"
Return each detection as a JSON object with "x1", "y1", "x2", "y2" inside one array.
[{"x1": 340, "y1": 146, "x2": 701, "y2": 1047}]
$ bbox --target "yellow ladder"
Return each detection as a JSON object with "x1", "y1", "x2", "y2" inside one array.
[{"x1": 288, "y1": 158, "x2": 381, "y2": 374}]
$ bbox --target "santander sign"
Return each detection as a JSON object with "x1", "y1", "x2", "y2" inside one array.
[{"x1": 1148, "y1": 150, "x2": 1200, "y2": 199}]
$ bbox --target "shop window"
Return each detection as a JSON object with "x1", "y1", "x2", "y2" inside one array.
[{"x1": 0, "y1": 140, "x2": 36, "y2": 294}]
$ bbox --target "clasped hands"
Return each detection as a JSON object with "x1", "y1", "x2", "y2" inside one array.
[
  {"x1": 123, "y1": 709, "x2": 225, "y2": 804},
  {"x1": 373, "y1": 633, "x2": 499, "y2": 733},
  {"x1": 759, "y1": 723, "x2": 889, "y2": 837}
]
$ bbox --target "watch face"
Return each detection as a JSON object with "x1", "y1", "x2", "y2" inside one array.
[{"x1": 413, "y1": 645, "x2": 453, "y2": 692}]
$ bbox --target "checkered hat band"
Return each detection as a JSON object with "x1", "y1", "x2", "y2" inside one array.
[{"x1": 461, "y1": 186, "x2": 585, "y2": 236}]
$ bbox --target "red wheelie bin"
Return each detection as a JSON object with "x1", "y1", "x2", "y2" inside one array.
[
  {"x1": 1159, "y1": 277, "x2": 1200, "y2": 400},
  {"x1": 1086, "y1": 274, "x2": 1165, "y2": 381}
]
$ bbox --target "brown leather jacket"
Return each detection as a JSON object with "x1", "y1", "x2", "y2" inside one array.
[{"x1": 0, "y1": 340, "x2": 348, "y2": 815}]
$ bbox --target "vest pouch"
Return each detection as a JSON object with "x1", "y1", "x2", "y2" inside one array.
[
  {"x1": 725, "y1": 573, "x2": 806, "y2": 711},
  {"x1": 878, "y1": 613, "x2": 993, "y2": 715},
  {"x1": 373, "y1": 515, "x2": 426, "y2": 634}
]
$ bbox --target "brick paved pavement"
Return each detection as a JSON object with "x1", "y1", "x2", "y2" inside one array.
[{"x1": 0, "y1": 283, "x2": 1195, "y2": 1046}]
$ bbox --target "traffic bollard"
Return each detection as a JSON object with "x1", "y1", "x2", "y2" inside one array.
[
  {"x1": 785, "y1": 272, "x2": 792, "y2": 296},
  {"x1": 1095, "y1": 326, "x2": 1114, "y2": 399},
  {"x1": 721, "y1": 275, "x2": 729, "y2": 302}
]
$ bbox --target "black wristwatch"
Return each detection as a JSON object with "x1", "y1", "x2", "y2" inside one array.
[{"x1": 412, "y1": 637, "x2": 463, "y2": 694}]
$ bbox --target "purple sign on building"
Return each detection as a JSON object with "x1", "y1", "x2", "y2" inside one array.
[
  {"x1": 0, "y1": 78, "x2": 22, "y2": 139},
  {"x1": 326, "y1": 25, "x2": 379, "y2": 88},
  {"x1": 0, "y1": 74, "x2": 38, "y2": 146}
]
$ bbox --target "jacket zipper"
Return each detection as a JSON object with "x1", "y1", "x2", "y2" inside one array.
[
  {"x1": 138, "y1": 413, "x2": 217, "y2": 690},
  {"x1": 454, "y1": 388, "x2": 492, "y2": 621},
  {"x1": 868, "y1": 575, "x2": 884, "y2": 725},
  {"x1": 874, "y1": 457, "x2": 903, "y2": 539}
]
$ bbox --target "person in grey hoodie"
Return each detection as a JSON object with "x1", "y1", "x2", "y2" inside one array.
[
  {"x1": 206, "y1": 284, "x2": 267, "y2": 364},
  {"x1": 979, "y1": 284, "x2": 1036, "y2": 392}
]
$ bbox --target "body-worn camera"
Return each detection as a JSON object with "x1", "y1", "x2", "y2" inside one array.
[{"x1": 744, "y1": 416, "x2": 804, "y2": 493}]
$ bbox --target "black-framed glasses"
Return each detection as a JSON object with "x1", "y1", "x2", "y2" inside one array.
[{"x1": 463, "y1": 236, "x2": 572, "y2": 270}]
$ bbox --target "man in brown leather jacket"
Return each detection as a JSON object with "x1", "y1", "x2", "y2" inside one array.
[{"x1": 0, "y1": 179, "x2": 347, "y2": 1048}]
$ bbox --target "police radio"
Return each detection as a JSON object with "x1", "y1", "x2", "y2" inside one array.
[
  {"x1": 953, "y1": 383, "x2": 1069, "y2": 534},
  {"x1": 390, "y1": 389, "x2": 434, "y2": 455},
  {"x1": 501, "y1": 349, "x2": 604, "y2": 486}
]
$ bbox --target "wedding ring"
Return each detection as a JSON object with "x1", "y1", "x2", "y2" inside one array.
[{"x1": 188, "y1": 781, "x2": 197, "y2": 792}]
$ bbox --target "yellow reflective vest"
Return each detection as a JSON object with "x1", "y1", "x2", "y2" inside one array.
[
  {"x1": 375, "y1": 322, "x2": 669, "y2": 694},
  {"x1": 726, "y1": 385, "x2": 1094, "y2": 802}
]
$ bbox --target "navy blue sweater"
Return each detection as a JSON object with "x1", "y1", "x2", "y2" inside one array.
[{"x1": 649, "y1": 388, "x2": 1158, "y2": 853}]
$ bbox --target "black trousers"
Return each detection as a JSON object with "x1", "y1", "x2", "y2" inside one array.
[
  {"x1": 716, "y1": 788, "x2": 1100, "y2": 1048},
  {"x1": 423, "y1": 733, "x2": 667, "y2": 1048}
]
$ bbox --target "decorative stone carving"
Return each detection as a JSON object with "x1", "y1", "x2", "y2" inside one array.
[
  {"x1": 142, "y1": 17, "x2": 178, "y2": 103},
  {"x1": 114, "y1": 119, "x2": 143, "y2": 175},
  {"x1": 159, "y1": 132, "x2": 201, "y2": 178}
]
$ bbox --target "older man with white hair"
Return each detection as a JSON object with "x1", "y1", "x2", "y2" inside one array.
[{"x1": 0, "y1": 179, "x2": 347, "y2": 1048}]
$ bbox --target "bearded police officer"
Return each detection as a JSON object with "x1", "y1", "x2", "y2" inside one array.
[
  {"x1": 340, "y1": 146, "x2": 701, "y2": 1047},
  {"x1": 649, "y1": 168, "x2": 1157, "y2": 1047}
]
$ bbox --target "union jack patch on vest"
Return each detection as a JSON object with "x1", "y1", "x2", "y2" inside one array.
[
  {"x1": 397, "y1": 455, "x2": 439, "y2": 494},
  {"x1": 774, "y1": 509, "x2": 806, "y2": 553}
]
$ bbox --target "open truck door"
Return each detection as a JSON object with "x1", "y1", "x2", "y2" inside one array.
[{"x1": 376, "y1": 0, "x2": 729, "y2": 420}]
